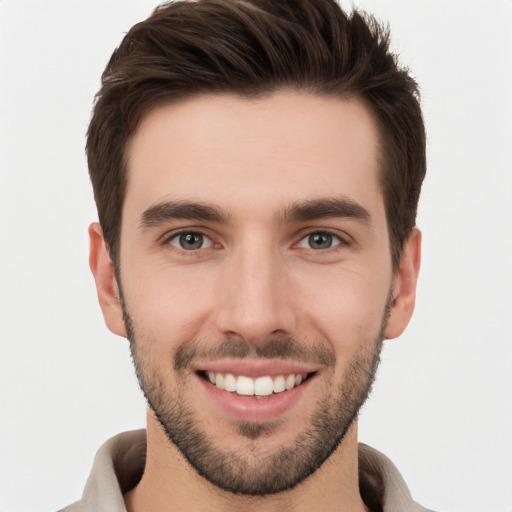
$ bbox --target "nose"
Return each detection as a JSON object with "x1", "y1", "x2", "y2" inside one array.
[{"x1": 214, "y1": 239, "x2": 297, "y2": 346}]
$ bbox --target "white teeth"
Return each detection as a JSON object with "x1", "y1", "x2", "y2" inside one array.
[
  {"x1": 224, "y1": 373, "x2": 237, "y2": 392},
  {"x1": 254, "y1": 376, "x2": 273, "y2": 396},
  {"x1": 273, "y1": 375, "x2": 286, "y2": 393},
  {"x1": 285, "y1": 374, "x2": 295, "y2": 390},
  {"x1": 236, "y1": 375, "x2": 255, "y2": 396},
  {"x1": 206, "y1": 372, "x2": 308, "y2": 396}
]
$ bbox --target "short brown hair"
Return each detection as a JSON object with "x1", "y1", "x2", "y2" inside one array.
[{"x1": 87, "y1": 0, "x2": 426, "y2": 270}]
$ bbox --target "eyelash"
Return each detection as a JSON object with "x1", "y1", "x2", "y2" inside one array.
[
  {"x1": 163, "y1": 230, "x2": 216, "y2": 252},
  {"x1": 295, "y1": 230, "x2": 346, "y2": 251},
  {"x1": 162, "y1": 229, "x2": 349, "y2": 254}
]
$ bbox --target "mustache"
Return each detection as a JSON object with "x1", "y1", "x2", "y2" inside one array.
[{"x1": 174, "y1": 336, "x2": 336, "y2": 371}]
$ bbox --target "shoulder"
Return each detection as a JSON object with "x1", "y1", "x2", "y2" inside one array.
[
  {"x1": 359, "y1": 443, "x2": 437, "y2": 512},
  {"x1": 56, "y1": 429, "x2": 147, "y2": 512}
]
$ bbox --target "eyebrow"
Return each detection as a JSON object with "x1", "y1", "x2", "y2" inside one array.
[
  {"x1": 139, "y1": 196, "x2": 371, "y2": 229},
  {"x1": 140, "y1": 200, "x2": 230, "y2": 228},
  {"x1": 277, "y1": 197, "x2": 371, "y2": 224}
]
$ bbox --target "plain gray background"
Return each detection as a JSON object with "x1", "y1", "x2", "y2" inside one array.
[{"x1": 1, "y1": 1, "x2": 511, "y2": 511}]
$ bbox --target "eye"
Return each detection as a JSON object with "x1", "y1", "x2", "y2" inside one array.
[
  {"x1": 168, "y1": 232, "x2": 213, "y2": 251},
  {"x1": 297, "y1": 232, "x2": 342, "y2": 250}
]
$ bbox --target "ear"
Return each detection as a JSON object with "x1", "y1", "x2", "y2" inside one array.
[
  {"x1": 385, "y1": 228, "x2": 422, "y2": 339},
  {"x1": 88, "y1": 222, "x2": 127, "y2": 338}
]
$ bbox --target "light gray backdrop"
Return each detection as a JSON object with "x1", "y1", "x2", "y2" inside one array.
[{"x1": 1, "y1": 1, "x2": 511, "y2": 511}]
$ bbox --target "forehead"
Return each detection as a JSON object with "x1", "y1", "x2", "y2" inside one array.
[{"x1": 124, "y1": 92, "x2": 383, "y2": 224}]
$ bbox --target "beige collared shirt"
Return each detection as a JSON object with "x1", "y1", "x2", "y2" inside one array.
[{"x1": 59, "y1": 429, "x2": 435, "y2": 512}]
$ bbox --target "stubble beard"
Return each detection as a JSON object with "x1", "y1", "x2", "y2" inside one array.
[{"x1": 123, "y1": 301, "x2": 387, "y2": 496}]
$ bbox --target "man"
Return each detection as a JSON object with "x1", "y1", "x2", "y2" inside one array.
[{"x1": 61, "y1": 0, "x2": 430, "y2": 510}]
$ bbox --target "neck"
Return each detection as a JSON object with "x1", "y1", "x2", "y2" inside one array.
[{"x1": 124, "y1": 411, "x2": 368, "y2": 512}]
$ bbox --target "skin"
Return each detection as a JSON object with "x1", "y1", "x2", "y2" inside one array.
[{"x1": 89, "y1": 92, "x2": 421, "y2": 512}]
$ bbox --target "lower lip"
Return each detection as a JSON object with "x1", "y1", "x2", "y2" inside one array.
[{"x1": 196, "y1": 373, "x2": 315, "y2": 422}]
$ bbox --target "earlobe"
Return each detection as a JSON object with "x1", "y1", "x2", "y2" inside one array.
[
  {"x1": 88, "y1": 222, "x2": 127, "y2": 338},
  {"x1": 384, "y1": 228, "x2": 422, "y2": 339}
]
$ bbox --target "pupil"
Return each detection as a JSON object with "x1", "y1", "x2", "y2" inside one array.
[
  {"x1": 180, "y1": 233, "x2": 202, "y2": 249},
  {"x1": 310, "y1": 233, "x2": 332, "y2": 249}
]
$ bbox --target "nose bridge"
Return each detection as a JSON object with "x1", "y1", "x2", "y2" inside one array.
[{"x1": 215, "y1": 234, "x2": 295, "y2": 343}]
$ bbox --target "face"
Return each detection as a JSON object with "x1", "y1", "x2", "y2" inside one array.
[{"x1": 91, "y1": 92, "x2": 420, "y2": 495}]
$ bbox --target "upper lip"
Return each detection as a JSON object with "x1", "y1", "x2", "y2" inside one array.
[{"x1": 191, "y1": 359, "x2": 320, "y2": 378}]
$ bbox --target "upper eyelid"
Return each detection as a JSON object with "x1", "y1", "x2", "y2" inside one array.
[
  {"x1": 160, "y1": 227, "x2": 215, "y2": 244},
  {"x1": 295, "y1": 228, "x2": 351, "y2": 244},
  {"x1": 163, "y1": 230, "x2": 218, "y2": 255},
  {"x1": 158, "y1": 227, "x2": 352, "y2": 249},
  {"x1": 170, "y1": 231, "x2": 213, "y2": 249},
  {"x1": 295, "y1": 231, "x2": 344, "y2": 249}
]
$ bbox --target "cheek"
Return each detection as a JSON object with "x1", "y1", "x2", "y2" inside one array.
[
  {"x1": 291, "y1": 264, "x2": 391, "y2": 346},
  {"x1": 120, "y1": 236, "x2": 393, "y2": 354},
  {"x1": 121, "y1": 264, "x2": 219, "y2": 348}
]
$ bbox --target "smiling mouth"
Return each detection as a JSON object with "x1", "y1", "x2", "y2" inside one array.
[{"x1": 198, "y1": 371, "x2": 316, "y2": 398}]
